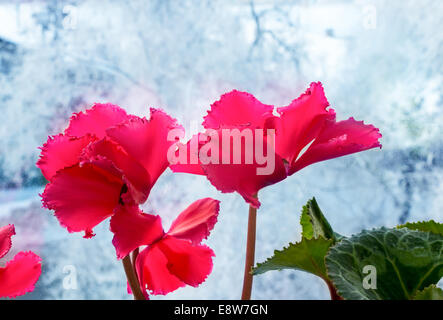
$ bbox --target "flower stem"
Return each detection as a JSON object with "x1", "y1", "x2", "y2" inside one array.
[
  {"x1": 122, "y1": 254, "x2": 145, "y2": 300},
  {"x1": 131, "y1": 248, "x2": 139, "y2": 268},
  {"x1": 327, "y1": 281, "x2": 342, "y2": 300},
  {"x1": 241, "y1": 199, "x2": 257, "y2": 300}
]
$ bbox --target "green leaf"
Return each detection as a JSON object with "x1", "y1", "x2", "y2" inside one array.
[
  {"x1": 300, "y1": 197, "x2": 336, "y2": 241},
  {"x1": 325, "y1": 227, "x2": 443, "y2": 300},
  {"x1": 300, "y1": 205, "x2": 314, "y2": 239},
  {"x1": 252, "y1": 237, "x2": 334, "y2": 280},
  {"x1": 398, "y1": 220, "x2": 443, "y2": 236},
  {"x1": 413, "y1": 285, "x2": 443, "y2": 300}
]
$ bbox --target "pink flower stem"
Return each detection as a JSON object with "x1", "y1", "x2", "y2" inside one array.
[
  {"x1": 131, "y1": 248, "x2": 139, "y2": 269},
  {"x1": 327, "y1": 281, "x2": 342, "y2": 300},
  {"x1": 122, "y1": 254, "x2": 145, "y2": 300},
  {"x1": 241, "y1": 194, "x2": 258, "y2": 300}
]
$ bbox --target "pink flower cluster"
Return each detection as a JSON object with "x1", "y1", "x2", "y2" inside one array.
[{"x1": 0, "y1": 82, "x2": 381, "y2": 299}]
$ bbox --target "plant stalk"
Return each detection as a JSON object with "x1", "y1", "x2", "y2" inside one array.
[
  {"x1": 122, "y1": 254, "x2": 145, "y2": 300},
  {"x1": 327, "y1": 281, "x2": 342, "y2": 300},
  {"x1": 241, "y1": 199, "x2": 257, "y2": 300},
  {"x1": 131, "y1": 248, "x2": 139, "y2": 268}
]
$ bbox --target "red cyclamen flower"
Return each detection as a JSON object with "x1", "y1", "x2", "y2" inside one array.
[
  {"x1": 38, "y1": 104, "x2": 184, "y2": 238},
  {"x1": 171, "y1": 82, "x2": 382, "y2": 208},
  {"x1": 0, "y1": 224, "x2": 42, "y2": 298},
  {"x1": 111, "y1": 198, "x2": 219, "y2": 297}
]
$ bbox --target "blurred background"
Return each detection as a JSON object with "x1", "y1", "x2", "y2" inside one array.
[{"x1": 0, "y1": 0, "x2": 442, "y2": 299}]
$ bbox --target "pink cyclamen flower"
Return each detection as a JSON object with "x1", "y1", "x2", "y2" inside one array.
[
  {"x1": 171, "y1": 82, "x2": 382, "y2": 208},
  {"x1": 0, "y1": 224, "x2": 42, "y2": 298},
  {"x1": 38, "y1": 104, "x2": 184, "y2": 238},
  {"x1": 111, "y1": 198, "x2": 219, "y2": 296}
]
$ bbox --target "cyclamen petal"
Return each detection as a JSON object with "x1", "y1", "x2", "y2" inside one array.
[
  {"x1": 37, "y1": 134, "x2": 97, "y2": 181},
  {"x1": 41, "y1": 162, "x2": 124, "y2": 238},
  {"x1": 107, "y1": 108, "x2": 184, "y2": 187},
  {"x1": 136, "y1": 244, "x2": 185, "y2": 295},
  {"x1": 110, "y1": 205, "x2": 164, "y2": 259},
  {"x1": 156, "y1": 236, "x2": 214, "y2": 287},
  {"x1": 167, "y1": 198, "x2": 220, "y2": 244},
  {"x1": 0, "y1": 251, "x2": 42, "y2": 298},
  {"x1": 275, "y1": 82, "x2": 335, "y2": 167},
  {"x1": 174, "y1": 82, "x2": 381, "y2": 208},
  {"x1": 172, "y1": 100, "x2": 288, "y2": 206},
  {"x1": 169, "y1": 134, "x2": 206, "y2": 175},
  {"x1": 291, "y1": 117, "x2": 382, "y2": 174},
  {"x1": 128, "y1": 198, "x2": 219, "y2": 296},
  {"x1": 65, "y1": 103, "x2": 135, "y2": 139},
  {"x1": 81, "y1": 138, "x2": 152, "y2": 203},
  {"x1": 199, "y1": 128, "x2": 287, "y2": 208},
  {"x1": 203, "y1": 90, "x2": 274, "y2": 129},
  {"x1": 0, "y1": 224, "x2": 15, "y2": 259}
]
